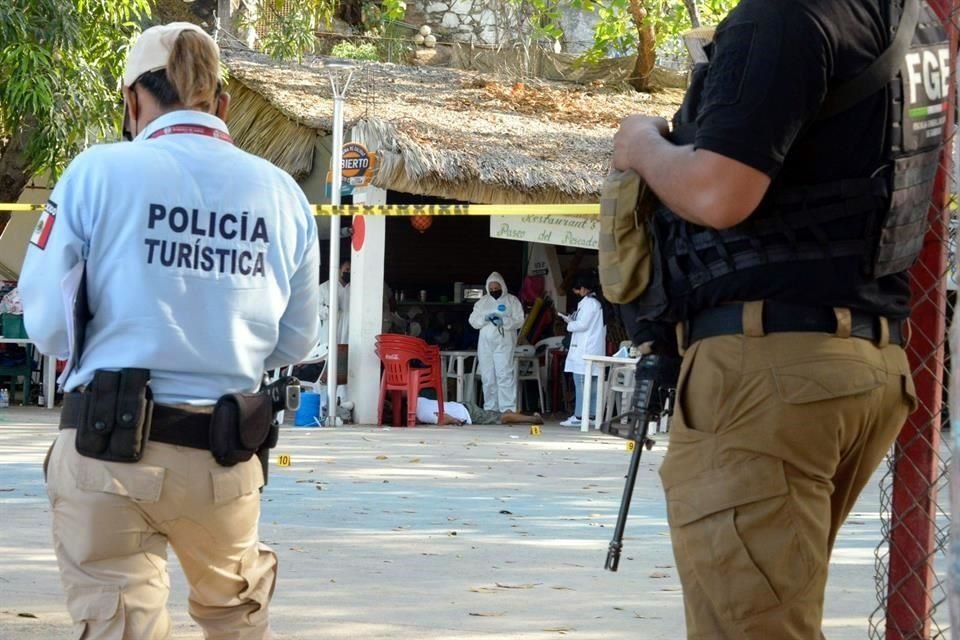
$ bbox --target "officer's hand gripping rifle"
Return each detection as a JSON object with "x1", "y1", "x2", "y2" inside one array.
[{"x1": 598, "y1": 353, "x2": 680, "y2": 572}]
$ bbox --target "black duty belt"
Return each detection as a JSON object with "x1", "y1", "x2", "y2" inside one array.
[
  {"x1": 687, "y1": 302, "x2": 906, "y2": 347},
  {"x1": 60, "y1": 392, "x2": 212, "y2": 450}
]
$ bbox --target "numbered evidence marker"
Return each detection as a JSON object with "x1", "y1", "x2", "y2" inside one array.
[
  {"x1": 277, "y1": 454, "x2": 292, "y2": 467},
  {"x1": 626, "y1": 440, "x2": 636, "y2": 452},
  {"x1": 529, "y1": 425, "x2": 542, "y2": 436}
]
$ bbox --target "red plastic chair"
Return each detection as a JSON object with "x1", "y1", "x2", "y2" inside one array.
[{"x1": 375, "y1": 334, "x2": 445, "y2": 426}]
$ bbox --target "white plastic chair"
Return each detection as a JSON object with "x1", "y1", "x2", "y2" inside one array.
[
  {"x1": 442, "y1": 352, "x2": 478, "y2": 404},
  {"x1": 534, "y1": 336, "x2": 566, "y2": 413},
  {"x1": 514, "y1": 345, "x2": 545, "y2": 413},
  {"x1": 604, "y1": 365, "x2": 635, "y2": 425},
  {"x1": 603, "y1": 341, "x2": 641, "y2": 426},
  {"x1": 295, "y1": 342, "x2": 330, "y2": 392}
]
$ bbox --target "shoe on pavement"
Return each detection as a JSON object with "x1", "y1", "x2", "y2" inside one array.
[{"x1": 559, "y1": 416, "x2": 582, "y2": 427}]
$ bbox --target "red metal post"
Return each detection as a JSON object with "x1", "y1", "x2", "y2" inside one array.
[{"x1": 885, "y1": 2, "x2": 957, "y2": 637}]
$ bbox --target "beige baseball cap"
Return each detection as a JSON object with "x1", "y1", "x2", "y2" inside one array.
[{"x1": 123, "y1": 22, "x2": 217, "y2": 87}]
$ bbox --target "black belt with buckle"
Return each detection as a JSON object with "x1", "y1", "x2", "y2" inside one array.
[
  {"x1": 59, "y1": 393, "x2": 212, "y2": 450},
  {"x1": 687, "y1": 302, "x2": 905, "y2": 346}
]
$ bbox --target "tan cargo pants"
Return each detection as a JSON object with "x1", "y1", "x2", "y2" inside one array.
[
  {"x1": 45, "y1": 429, "x2": 277, "y2": 639},
  {"x1": 659, "y1": 331, "x2": 915, "y2": 640}
]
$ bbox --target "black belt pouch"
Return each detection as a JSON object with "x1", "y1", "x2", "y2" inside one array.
[
  {"x1": 209, "y1": 393, "x2": 274, "y2": 467},
  {"x1": 76, "y1": 368, "x2": 153, "y2": 462}
]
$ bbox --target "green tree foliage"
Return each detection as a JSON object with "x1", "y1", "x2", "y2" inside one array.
[
  {"x1": 514, "y1": 0, "x2": 738, "y2": 89},
  {"x1": 0, "y1": 0, "x2": 151, "y2": 214},
  {"x1": 330, "y1": 41, "x2": 380, "y2": 61},
  {"x1": 523, "y1": 0, "x2": 736, "y2": 57},
  {"x1": 251, "y1": 0, "x2": 408, "y2": 62}
]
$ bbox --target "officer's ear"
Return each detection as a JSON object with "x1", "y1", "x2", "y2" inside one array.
[
  {"x1": 121, "y1": 87, "x2": 138, "y2": 141},
  {"x1": 214, "y1": 91, "x2": 231, "y2": 122}
]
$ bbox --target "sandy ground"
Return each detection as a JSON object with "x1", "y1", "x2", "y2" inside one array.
[{"x1": 0, "y1": 406, "x2": 903, "y2": 639}]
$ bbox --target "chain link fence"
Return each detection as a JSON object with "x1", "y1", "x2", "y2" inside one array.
[{"x1": 867, "y1": 1, "x2": 957, "y2": 637}]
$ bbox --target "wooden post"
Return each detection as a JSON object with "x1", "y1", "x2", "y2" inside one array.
[{"x1": 217, "y1": 0, "x2": 233, "y2": 36}]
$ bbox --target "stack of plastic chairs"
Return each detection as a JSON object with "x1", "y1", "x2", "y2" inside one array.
[{"x1": 375, "y1": 334, "x2": 444, "y2": 427}]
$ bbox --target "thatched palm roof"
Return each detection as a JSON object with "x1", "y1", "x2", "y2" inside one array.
[{"x1": 223, "y1": 47, "x2": 684, "y2": 205}]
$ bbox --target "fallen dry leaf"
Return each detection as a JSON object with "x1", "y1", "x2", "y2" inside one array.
[{"x1": 375, "y1": 455, "x2": 388, "y2": 460}]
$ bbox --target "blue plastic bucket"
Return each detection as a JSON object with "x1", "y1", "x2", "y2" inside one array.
[{"x1": 294, "y1": 392, "x2": 322, "y2": 427}]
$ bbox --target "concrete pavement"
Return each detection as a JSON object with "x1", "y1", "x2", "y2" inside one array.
[{"x1": 0, "y1": 406, "x2": 892, "y2": 639}]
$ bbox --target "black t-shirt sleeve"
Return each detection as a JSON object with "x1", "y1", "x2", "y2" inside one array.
[{"x1": 694, "y1": 0, "x2": 834, "y2": 176}]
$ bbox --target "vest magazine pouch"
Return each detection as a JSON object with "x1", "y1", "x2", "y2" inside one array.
[
  {"x1": 76, "y1": 368, "x2": 153, "y2": 463},
  {"x1": 599, "y1": 169, "x2": 657, "y2": 304},
  {"x1": 209, "y1": 393, "x2": 274, "y2": 467},
  {"x1": 872, "y1": 0, "x2": 948, "y2": 278}
]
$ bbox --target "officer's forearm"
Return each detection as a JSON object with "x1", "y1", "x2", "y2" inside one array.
[{"x1": 630, "y1": 130, "x2": 770, "y2": 229}]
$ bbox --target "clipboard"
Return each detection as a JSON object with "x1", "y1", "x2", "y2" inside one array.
[{"x1": 59, "y1": 261, "x2": 90, "y2": 385}]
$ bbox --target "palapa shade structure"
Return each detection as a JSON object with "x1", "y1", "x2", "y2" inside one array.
[{"x1": 222, "y1": 46, "x2": 684, "y2": 206}]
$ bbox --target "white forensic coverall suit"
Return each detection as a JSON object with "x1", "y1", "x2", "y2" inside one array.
[
  {"x1": 469, "y1": 272, "x2": 525, "y2": 412},
  {"x1": 318, "y1": 278, "x2": 349, "y2": 349}
]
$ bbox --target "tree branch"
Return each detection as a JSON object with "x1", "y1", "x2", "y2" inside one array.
[{"x1": 0, "y1": 122, "x2": 35, "y2": 233}]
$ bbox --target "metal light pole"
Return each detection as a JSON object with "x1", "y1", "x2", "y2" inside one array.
[{"x1": 325, "y1": 60, "x2": 354, "y2": 427}]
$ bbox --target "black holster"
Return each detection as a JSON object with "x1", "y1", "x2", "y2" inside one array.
[
  {"x1": 209, "y1": 393, "x2": 276, "y2": 467},
  {"x1": 75, "y1": 368, "x2": 153, "y2": 463}
]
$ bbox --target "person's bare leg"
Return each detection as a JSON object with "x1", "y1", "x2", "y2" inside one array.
[{"x1": 500, "y1": 411, "x2": 542, "y2": 425}]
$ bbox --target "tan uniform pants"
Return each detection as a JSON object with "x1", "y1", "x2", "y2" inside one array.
[
  {"x1": 45, "y1": 430, "x2": 277, "y2": 640},
  {"x1": 659, "y1": 332, "x2": 915, "y2": 639}
]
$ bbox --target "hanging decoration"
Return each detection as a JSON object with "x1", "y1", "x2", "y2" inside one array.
[{"x1": 410, "y1": 215, "x2": 433, "y2": 233}]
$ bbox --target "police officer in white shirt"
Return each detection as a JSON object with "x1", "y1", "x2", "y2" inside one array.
[{"x1": 19, "y1": 22, "x2": 319, "y2": 639}]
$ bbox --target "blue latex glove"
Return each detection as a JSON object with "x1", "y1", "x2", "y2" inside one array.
[
  {"x1": 491, "y1": 315, "x2": 503, "y2": 328},
  {"x1": 486, "y1": 313, "x2": 497, "y2": 322}
]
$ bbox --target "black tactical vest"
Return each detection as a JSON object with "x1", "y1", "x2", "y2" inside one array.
[{"x1": 633, "y1": 0, "x2": 949, "y2": 323}]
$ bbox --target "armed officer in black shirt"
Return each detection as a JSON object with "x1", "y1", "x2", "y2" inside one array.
[{"x1": 612, "y1": 0, "x2": 948, "y2": 637}]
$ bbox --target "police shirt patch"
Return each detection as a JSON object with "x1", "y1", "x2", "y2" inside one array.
[{"x1": 30, "y1": 201, "x2": 57, "y2": 250}]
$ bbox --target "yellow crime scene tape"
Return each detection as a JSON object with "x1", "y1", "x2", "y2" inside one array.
[{"x1": 0, "y1": 203, "x2": 600, "y2": 216}]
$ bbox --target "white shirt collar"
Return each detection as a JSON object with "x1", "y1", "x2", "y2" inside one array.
[{"x1": 135, "y1": 110, "x2": 230, "y2": 142}]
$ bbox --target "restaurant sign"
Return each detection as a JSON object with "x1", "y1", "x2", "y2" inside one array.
[
  {"x1": 325, "y1": 143, "x2": 379, "y2": 197},
  {"x1": 489, "y1": 214, "x2": 599, "y2": 249}
]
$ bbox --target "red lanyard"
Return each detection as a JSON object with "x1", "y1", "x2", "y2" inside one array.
[{"x1": 147, "y1": 124, "x2": 234, "y2": 144}]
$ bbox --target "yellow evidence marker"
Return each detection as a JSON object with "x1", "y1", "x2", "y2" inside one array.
[
  {"x1": 277, "y1": 454, "x2": 292, "y2": 467},
  {"x1": 530, "y1": 425, "x2": 542, "y2": 436}
]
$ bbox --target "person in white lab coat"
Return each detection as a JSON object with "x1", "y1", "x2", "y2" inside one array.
[
  {"x1": 468, "y1": 272, "x2": 525, "y2": 412},
  {"x1": 560, "y1": 273, "x2": 607, "y2": 426},
  {"x1": 318, "y1": 259, "x2": 350, "y2": 348}
]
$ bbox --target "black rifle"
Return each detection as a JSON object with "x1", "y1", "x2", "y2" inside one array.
[{"x1": 599, "y1": 353, "x2": 680, "y2": 572}]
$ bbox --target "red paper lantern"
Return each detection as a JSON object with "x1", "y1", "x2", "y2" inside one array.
[{"x1": 410, "y1": 215, "x2": 433, "y2": 233}]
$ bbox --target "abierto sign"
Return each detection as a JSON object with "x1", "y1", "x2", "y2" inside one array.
[
  {"x1": 489, "y1": 214, "x2": 599, "y2": 249},
  {"x1": 325, "y1": 142, "x2": 379, "y2": 197}
]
